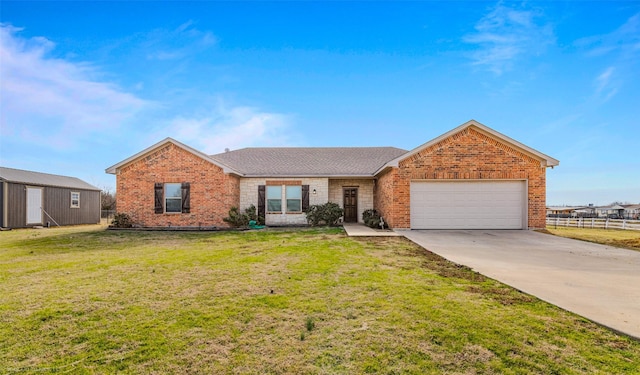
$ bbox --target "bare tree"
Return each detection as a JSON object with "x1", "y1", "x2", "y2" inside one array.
[
  {"x1": 101, "y1": 187, "x2": 116, "y2": 211},
  {"x1": 609, "y1": 201, "x2": 632, "y2": 206}
]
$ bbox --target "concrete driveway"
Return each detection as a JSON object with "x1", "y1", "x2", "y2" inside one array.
[{"x1": 398, "y1": 229, "x2": 640, "y2": 339}]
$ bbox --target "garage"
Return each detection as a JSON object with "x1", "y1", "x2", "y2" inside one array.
[{"x1": 410, "y1": 180, "x2": 526, "y2": 229}]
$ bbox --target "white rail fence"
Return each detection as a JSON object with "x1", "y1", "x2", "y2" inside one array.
[{"x1": 546, "y1": 217, "x2": 640, "y2": 231}]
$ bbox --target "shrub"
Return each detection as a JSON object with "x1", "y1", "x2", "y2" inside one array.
[
  {"x1": 305, "y1": 202, "x2": 344, "y2": 226},
  {"x1": 111, "y1": 213, "x2": 134, "y2": 228},
  {"x1": 362, "y1": 209, "x2": 388, "y2": 229},
  {"x1": 223, "y1": 207, "x2": 248, "y2": 227},
  {"x1": 244, "y1": 204, "x2": 264, "y2": 225},
  {"x1": 223, "y1": 205, "x2": 262, "y2": 227}
]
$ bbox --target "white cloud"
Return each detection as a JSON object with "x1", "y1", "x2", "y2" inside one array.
[
  {"x1": 165, "y1": 101, "x2": 296, "y2": 154},
  {"x1": 463, "y1": 4, "x2": 554, "y2": 74},
  {"x1": 0, "y1": 24, "x2": 149, "y2": 149},
  {"x1": 0, "y1": 22, "x2": 294, "y2": 161},
  {"x1": 576, "y1": 13, "x2": 640, "y2": 59},
  {"x1": 594, "y1": 66, "x2": 618, "y2": 102},
  {"x1": 143, "y1": 20, "x2": 217, "y2": 61}
]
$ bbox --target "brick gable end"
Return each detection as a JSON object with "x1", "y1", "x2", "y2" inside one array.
[
  {"x1": 116, "y1": 144, "x2": 239, "y2": 227},
  {"x1": 376, "y1": 127, "x2": 546, "y2": 229}
]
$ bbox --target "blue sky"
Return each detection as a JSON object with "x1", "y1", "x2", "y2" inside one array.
[{"x1": 1, "y1": 1, "x2": 638, "y2": 205}]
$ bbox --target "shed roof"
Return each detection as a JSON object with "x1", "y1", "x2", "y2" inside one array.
[
  {"x1": 210, "y1": 147, "x2": 408, "y2": 177},
  {"x1": 0, "y1": 167, "x2": 101, "y2": 191},
  {"x1": 546, "y1": 206, "x2": 585, "y2": 211}
]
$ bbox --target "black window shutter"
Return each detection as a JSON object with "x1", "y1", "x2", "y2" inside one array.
[
  {"x1": 302, "y1": 185, "x2": 310, "y2": 211},
  {"x1": 258, "y1": 185, "x2": 265, "y2": 222},
  {"x1": 154, "y1": 183, "x2": 163, "y2": 214},
  {"x1": 181, "y1": 182, "x2": 191, "y2": 213}
]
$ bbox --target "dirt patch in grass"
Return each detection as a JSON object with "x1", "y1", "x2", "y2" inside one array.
[
  {"x1": 466, "y1": 285, "x2": 536, "y2": 305},
  {"x1": 618, "y1": 238, "x2": 640, "y2": 250},
  {"x1": 409, "y1": 246, "x2": 487, "y2": 282}
]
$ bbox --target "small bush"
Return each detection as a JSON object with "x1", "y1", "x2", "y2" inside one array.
[
  {"x1": 244, "y1": 204, "x2": 264, "y2": 225},
  {"x1": 111, "y1": 213, "x2": 134, "y2": 228},
  {"x1": 362, "y1": 209, "x2": 388, "y2": 229},
  {"x1": 223, "y1": 207, "x2": 248, "y2": 227},
  {"x1": 305, "y1": 203, "x2": 344, "y2": 226},
  {"x1": 223, "y1": 205, "x2": 262, "y2": 227}
]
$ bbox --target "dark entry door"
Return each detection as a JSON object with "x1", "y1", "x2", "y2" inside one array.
[{"x1": 343, "y1": 188, "x2": 358, "y2": 223}]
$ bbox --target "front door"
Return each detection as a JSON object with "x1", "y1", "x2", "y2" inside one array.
[{"x1": 343, "y1": 188, "x2": 358, "y2": 223}]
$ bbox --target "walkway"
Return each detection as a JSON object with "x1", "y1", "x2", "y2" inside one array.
[{"x1": 342, "y1": 223, "x2": 401, "y2": 237}]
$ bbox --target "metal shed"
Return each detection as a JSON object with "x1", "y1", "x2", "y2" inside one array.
[{"x1": 0, "y1": 167, "x2": 101, "y2": 229}]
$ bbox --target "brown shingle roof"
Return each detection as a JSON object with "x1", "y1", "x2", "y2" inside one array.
[{"x1": 210, "y1": 147, "x2": 408, "y2": 177}]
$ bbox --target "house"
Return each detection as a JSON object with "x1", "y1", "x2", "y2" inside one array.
[
  {"x1": 546, "y1": 206, "x2": 583, "y2": 217},
  {"x1": 546, "y1": 204, "x2": 598, "y2": 218},
  {"x1": 622, "y1": 204, "x2": 640, "y2": 220},
  {"x1": 0, "y1": 167, "x2": 101, "y2": 229},
  {"x1": 595, "y1": 205, "x2": 626, "y2": 219},
  {"x1": 106, "y1": 120, "x2": 559, "y2": 230}
]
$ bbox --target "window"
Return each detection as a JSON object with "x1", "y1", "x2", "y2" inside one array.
[
  {"x1": 165, "y1": 183, "x2": 182, "y2": 213},
  {"x1": 259, "y1": 184, "x2": 309, "y2": 217},
  {"x1": 286, "y1": 185, "x2": 302, "y2": 212},
  {"x1": 266, "y1": 186, "x2": 282, "y2": 212},
  {"x1": 155, "y1": 182, "x2": 190, "y2": 214},
  {"x1": 70, "y1": 192, "x2": 80, "y2": 208}
]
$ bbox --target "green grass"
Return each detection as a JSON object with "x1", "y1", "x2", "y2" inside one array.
[
  {"x1": 545, "y1": 226, "x2": 640, "y2": 251},
  {"x1": 1, "y1": 225, "x2": 639, "y2": 374}
]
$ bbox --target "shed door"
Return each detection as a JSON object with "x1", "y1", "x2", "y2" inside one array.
[
  {"x1": 410, "y1": 181, "x2": 525, "y2": 229},
  {"x1": 26, "y1": 187, "x2": 43, "y2": 225}
]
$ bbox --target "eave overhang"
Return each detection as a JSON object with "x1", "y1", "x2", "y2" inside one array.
[
  {"x1": 374, "y1": 119, "x2": 559, "y2": 176},
  {"x1": 105, "y1": 138, "x2": 243, "y2": 176}
]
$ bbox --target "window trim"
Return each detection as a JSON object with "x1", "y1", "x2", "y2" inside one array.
[
  {"x1": 286, "y1": 185, "x2": 302, "y2": 213},
  {"x1": 70, "y1": 191, "x2": 80, "y2": 208},
  {"x1": 266, "y1": 185, "x2": 282, "y2": 213},
  {"x1": 164, "y1": 183, "x2": 182, "y2": 214}
]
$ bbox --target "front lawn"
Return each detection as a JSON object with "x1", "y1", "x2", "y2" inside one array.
[
  {"x1": 545, "y1": 226, "x2": 640, "y2": 251},
  {"x1": 1, "y1": 226, "x2": 638, "y2": 374}
]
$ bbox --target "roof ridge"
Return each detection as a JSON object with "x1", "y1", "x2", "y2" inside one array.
[
  {"x1": 0, "y1": 166, "x2": 100, "y2": 190},
  {"x1": 208, "y1": 146, "x2": 409, "y2": 176},
  {"x1": 1, "y1": 166, "x2": 84, "y2": 179},
  {"x1": 210, "y1": 146, "x2": 408, "y2": 157}
]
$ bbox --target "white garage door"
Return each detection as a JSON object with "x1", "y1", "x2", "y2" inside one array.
[{"x1": 410, "y1": 181, "x2": 525, "y2": 229}]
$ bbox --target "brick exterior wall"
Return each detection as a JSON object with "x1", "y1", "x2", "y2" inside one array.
[
  {"x1": 373, "y1": 168, "x2": 400, "y2": 227},
  {"x1": 116, "y1": 143, "x2": 240, "y2": 227},
  {"x1": 329, "y1": 179, "x2": 375, "y2": 223},
  {"x1": 375, "y1": 127, "x2": 547, "y2": 229}
]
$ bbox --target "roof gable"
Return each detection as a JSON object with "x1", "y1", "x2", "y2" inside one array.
[
  {"x1": 379, "y1": 120, "x2": 559, "y2": 174},
  {"x1": 107, "y1": 121, "x2": 558, "y2": 179},
  {"x1": 0, "y1": 167, "x2": 100, "y2": 191},
  {"x1": 105, "y1": 138, "x2": 242, "y2": 175}
]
